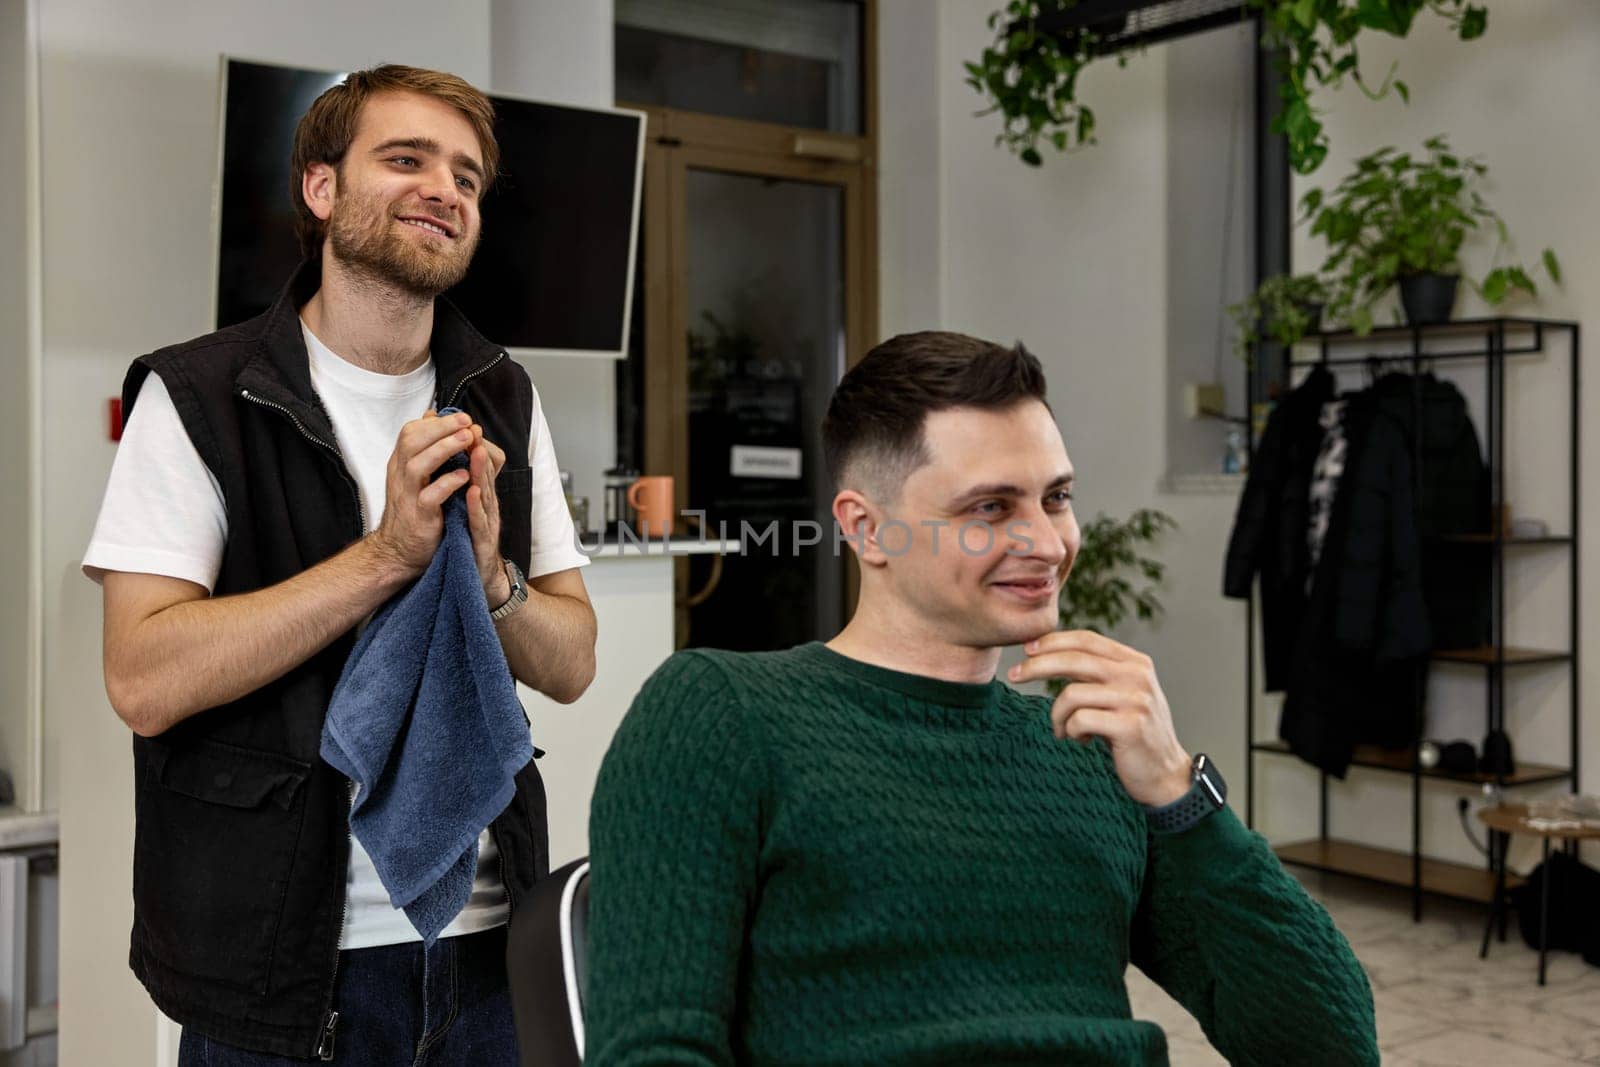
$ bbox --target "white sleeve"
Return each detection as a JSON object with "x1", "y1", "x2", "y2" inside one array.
[
  {"x1": 525, "y1": 382, "x2": 589, "y2": 578},
  {"x1": 82, "y1": 373, "x2": 229, "y2": 593}
]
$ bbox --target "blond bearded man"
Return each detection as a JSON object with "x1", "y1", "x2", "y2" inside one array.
[{"x1": 86, "y1": 66, "x2": 594, "y2": 1064}]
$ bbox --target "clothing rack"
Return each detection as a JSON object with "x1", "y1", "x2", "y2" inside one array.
[{"x1": 1243, "y1": 317, "x2": 1581, "y2": 921}]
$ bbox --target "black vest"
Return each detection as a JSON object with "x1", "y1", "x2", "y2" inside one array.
[{"x1": 120, "y1": 261, "x2": 550, "y2": 1057}]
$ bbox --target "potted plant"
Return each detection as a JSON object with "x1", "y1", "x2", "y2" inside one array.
[
  {"x1": 1303, "y1": 136, "x2": 1560, "y2": 334},
  {"x1": 1048, "y1": 509, "x2": 1175, "y2": 697},
  {"x1": 966, "y1": 1, "x2": 1487, "y2": 175},
  {"x1": 1228, "y1": 273, "x2": 1330, "y2": 361}
]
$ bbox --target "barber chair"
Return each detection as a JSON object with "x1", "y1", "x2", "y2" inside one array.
[{"x1": 508, "y1": 857, "x2": 591, "y2": 1067}]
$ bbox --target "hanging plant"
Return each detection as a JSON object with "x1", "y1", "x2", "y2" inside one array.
[
  {"x1": 965, "y1": 0, "x2": 1488, "y2": 175},
  {"x1": 963, "y1": 2, "x2": 1113, "y2": 167},
  {"x1": 1262, "y1": 0, "x2": 1485, "y2": 174}
]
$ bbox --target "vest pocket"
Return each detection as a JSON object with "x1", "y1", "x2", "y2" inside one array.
[
  {"x1": 134, "y1": 738, "x2": 312, "y2": 996},
  {"x1": 496, "y1": 465, "x2": 534, "y2": 568}
]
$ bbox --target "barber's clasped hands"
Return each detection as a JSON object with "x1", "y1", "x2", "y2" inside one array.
[
  {"x1": 1008, "y1": 630, "x2": 1192, "y2": 808},
  {"x1": 368, "y1": 410, "x2": 511, "y2": 605}
]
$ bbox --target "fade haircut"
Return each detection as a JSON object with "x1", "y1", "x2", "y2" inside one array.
[
  {"x1": 289, "y1": 64, "x2": 499, "y2": 259},
  {"x1": 822, "y1": 331, "x2": 1050, "y2": 503}
]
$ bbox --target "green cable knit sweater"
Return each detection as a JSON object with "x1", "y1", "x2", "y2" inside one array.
[{"x1": 586, "y1": 643, "x2": 1377, "y2": 1066}]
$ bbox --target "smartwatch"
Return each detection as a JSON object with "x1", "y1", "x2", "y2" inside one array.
[
  {"x1": 489, "y1": 558, "x2": 528, "y2": 621},
  {"x1": 1144, "y1": 753, "x2": 1227, "y2": 834}
]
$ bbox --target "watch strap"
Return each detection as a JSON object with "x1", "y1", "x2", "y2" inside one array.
[
  {"x1": 1145, "y1": 754, "x2": 1226, "y2": 835},
  {"x1": 489, "y1": 558, "x2": 528, "y2": 620}
]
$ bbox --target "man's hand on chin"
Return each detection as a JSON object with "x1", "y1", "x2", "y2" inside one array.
[{"x1": 1008, "y1": 630, "x2": 1192, "y2": 807}]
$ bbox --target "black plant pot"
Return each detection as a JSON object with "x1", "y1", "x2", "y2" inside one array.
[{"x1": 1398, "y1": 273, "x2": 1460, "y2": 326}]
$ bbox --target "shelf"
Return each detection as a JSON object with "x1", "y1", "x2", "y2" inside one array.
[
  {"x1": 1251, "y1": 740, "x2": 1573, "y2": 787},
  {"x1": 1309, "y1": 316, "x2": 1578, "y2": 340},
  {"x1": 1431, "y1": 647, "x2": 1572, "y2": 666},
  {"x1": 1273, "y1": 839, "x2": 1520, "y2": 904},
  {"x1": 1287, "y1": 317, "x2": 1578, "y2": 367},
  {"x1": 1252, "y1": 310, "x2": 1577, "y2": 917}
]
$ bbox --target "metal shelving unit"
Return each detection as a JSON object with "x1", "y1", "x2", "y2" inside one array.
[{"x1": 1243, "y1": 317, "x2": 1581, "y2": 920}]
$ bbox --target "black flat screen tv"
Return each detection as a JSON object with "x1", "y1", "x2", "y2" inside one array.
[{"x1": 214, "y1": 57, "x2": 645, "y2": 358}]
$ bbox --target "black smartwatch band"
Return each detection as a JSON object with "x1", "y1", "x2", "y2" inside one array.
[{"x1": 1145, "y1": 754, "x2": 1226, "y2": 835}]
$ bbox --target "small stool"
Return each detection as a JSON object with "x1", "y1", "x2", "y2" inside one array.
[{"x1": 1477, "y1": 803, "x2": 1600, "y2": 985}]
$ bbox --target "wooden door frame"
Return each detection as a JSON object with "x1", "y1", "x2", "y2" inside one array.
[
  {"x1": 637, "y1": 121, "x2": 870, "y2": 503},
  {"x1": 620, "y1": 0, "x2": 879, "y2": 637}
]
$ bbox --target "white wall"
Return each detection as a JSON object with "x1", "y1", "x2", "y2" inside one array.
[
  {"x1": 39, "y1": 5, "x2": 492, "y2": 1062},
  {"x1": 0, "y1": 0, "x2": 39, "y2": 815},
  {"x1": 1165, "y1": 21, "x2": 1254, "y2": 478},
  {"x1": 876, "y1": 0, "x2": 942, "y2": 337}
]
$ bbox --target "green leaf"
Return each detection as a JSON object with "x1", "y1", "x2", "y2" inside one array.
[
  {"x1": 1543, "y1": 249, "x2": 1563, "y2": 285},
  {"x1": 1020, "y1": 146, "x2": 1043, "y2": 167},
  {"x1": 1354, "y1": 0, "x2": 1404, "y2": 35},
  {"x1": 1394, "y1": 79, "x2": 1409, "y2": 105},
  {"x1": 1460, "y1": 6, "x2": 1487, "y2": 40},
  {"x1": 1481, "y1": 268, "x2": 1509, "y2": 305}
]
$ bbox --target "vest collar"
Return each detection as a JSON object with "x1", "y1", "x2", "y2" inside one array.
[{"x1": 236, "y1": 258, "x2": 506, "y2": 438}]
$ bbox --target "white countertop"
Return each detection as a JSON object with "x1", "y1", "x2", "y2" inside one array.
[{"x1": 579, "y1": 537, "x2": 743, "y2": 560}]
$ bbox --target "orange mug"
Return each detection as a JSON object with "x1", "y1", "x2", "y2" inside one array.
[{"x1": 627, "y1": 475, "x2": 675, "y2": 538}]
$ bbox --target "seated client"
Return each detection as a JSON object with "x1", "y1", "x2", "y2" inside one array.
[{"x1": 583, "y1": 331, "x2": 1378, "y2": 1066}]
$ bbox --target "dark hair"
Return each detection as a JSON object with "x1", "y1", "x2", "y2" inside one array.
[
  {"x1": 289, "y1": 64, "x2": 499, "y2": 259},
  {"x1": 822, "y1": 331, "x2": 1049, "y2": 500}
]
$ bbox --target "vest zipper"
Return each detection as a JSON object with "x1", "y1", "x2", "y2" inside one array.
[
  {"x1": 237, "y1": 387, "x2": 360, "y2": 1058},
  {"x1": 315, "y1": 1009, "x2": 340, "y2": 1061},
  {"x1": 315, "y1": 781, "x2": 356, "y2": 1060},
  {"x1": 442, "y1": 351, "x2": 507, "y2": 409},
  {"x1": 245, "y1": 353, "x2": 503, "y2": 1055},
  {"x1": 237, "y1": 388, "x2": 368, "y2": 530}
]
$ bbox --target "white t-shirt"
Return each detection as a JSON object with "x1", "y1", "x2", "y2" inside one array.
[{"x1": 84, "y1": 321, "x2": 587, "y2": 949}]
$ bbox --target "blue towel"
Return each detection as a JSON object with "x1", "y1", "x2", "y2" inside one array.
[{"x1": 321, "y1": 413, "x2": 533, "y2": 943}]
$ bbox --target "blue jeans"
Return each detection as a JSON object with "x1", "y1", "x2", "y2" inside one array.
[{"x1": 178, "y1": 926, "x2": 518, "y2": 1065}]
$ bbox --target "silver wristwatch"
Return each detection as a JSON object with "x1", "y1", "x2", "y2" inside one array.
[{"x1": 489, "y1": 558, "x2": 528, "y2": 621}]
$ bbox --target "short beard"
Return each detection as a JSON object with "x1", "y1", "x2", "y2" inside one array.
[{"x1": 327, "y1": 184, "x2": 479, "y2": 299}]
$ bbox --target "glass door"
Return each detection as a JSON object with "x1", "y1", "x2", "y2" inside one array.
[
  {"x1": 681, "y1": 167, "x2": 846, "y2": 650},
  {"x1": 623, "y1": 108, "x2": 874, "y2": 650}
]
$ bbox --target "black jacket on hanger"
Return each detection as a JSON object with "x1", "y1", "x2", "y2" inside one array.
[
  {"x1": 1223, "y1": 365, "x2": 1335, "y2": 691},
  {"x1": 1278, "y1": 387, "x2": 1432, "y2": 775},
  {"x1": 1372, "y1": 372, "x2": 1492, "y2": 650}
]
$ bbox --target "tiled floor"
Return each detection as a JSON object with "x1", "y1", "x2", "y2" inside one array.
[{"x1": 1127, "y1": 868, "x2": 1600, "y2": 1066}]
